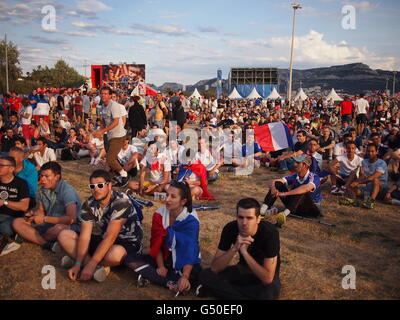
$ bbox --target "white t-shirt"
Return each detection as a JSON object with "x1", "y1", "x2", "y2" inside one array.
[
  {"x1": 21, "y1": 106, "x2": 32, "y2": 125},
  {"x1": 64, "y1": 95, "x2": 71, "y2": 110},
  {"x1": 194, "y1": 149, "x2": 219, "y2": 171},
  {"x1": 336, "y1": 154, "x2": 363, "y2": 177},
  {"x1": 102, "y1": 101, "x2": 127, "y2": 139},
  {"x1": 166, "y1": 145, "x2": 185, "y2": 166},
  {"x1": 33, "y1": 148, "x2": 56, "y2": 168},
  {"x1": 33, "y1": 102, "x2": 50, "y2": 116},
  {"x1": 91, "y1": 137, "x2": 104, "y2": 149},
  {"x1": 132, "y1": 137, "x2": 147, "y2": 155},
  {"x1": 118, "y1": 145, "x2": 138, "y2": 165},
  {"x1": 140, "y1": 153, "x2": 171, "y2": 183},
  {"x1": 354, "y1": 98, "x2": 369, "y2": 115},
  {"x1": 333, "y1": 142, "x2": 361, "y2": 157}
]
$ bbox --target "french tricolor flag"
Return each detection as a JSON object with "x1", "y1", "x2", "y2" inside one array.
[{"x1": 254, "y1": 122, "x2": 293, "y2": 152}]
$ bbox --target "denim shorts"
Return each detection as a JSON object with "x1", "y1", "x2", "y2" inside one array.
[{"x1": 359, "y1": 182, "x2": 389, "y2": 200}]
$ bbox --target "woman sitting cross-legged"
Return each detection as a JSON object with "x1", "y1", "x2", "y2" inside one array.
[{"x1": 124, "y1": 180, "x2": 202, "y2": 295}]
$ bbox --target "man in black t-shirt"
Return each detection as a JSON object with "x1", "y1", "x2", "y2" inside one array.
[
  {"x1": 0, "y1": 156, "x2": 30, "y2": 254},
  {"x1": 197, "y1": 198, "x2": 280, "y2": 300}
]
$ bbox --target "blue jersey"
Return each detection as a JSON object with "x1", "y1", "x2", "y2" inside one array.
[{"x1": 283, "y1": 171, "x2": 322, "y2": 203}]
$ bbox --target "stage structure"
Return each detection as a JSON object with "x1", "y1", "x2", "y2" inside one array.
[
  {"x1": 229, "y1": 67, "x2": 279, "y2": 98},
  {"x1": 91, "y1": 64, "x2": 145, "y2": 89}
]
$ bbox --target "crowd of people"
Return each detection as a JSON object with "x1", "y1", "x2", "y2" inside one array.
[{"x1": 0, "y1": 85, "x2": 399, "y2": 300}]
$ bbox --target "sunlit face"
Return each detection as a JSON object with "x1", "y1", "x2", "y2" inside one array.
[
  {"x1": 165, "y1": 186, "x2": 186, "y2": 212},
  {"x1": 40, "y1": 169, "x2": 60, "y2": 190},
  {"x1": 101, "y1": 89, "x2": 111, "y2": 104},
  {"x1": 345, "y1": 143, "x2": 356, "y2": 156},
  {"x1": 37, "y1": 140, "x2": 46, "y2": 151},
  {"x1": 297, "y1": 133, "x2": 306, "y2": 143},
  {"x1": 237, "y1": 207, "x2": 260, "y2": 237},
  {"x1": 0, "y1": 159, "x2": 15, "y2": 177},
  {"x1": 8, "y1": 150, "x2": 23, "y2": 166},
  {"x1": 366, "y1": 146, "x2": 378, "y2": 160},
  {"x1": 308, "y1": 140, "x2": 319, "y2": 153},
  {"x1": 14, "y1": 141, "x2": 24, "y2": 150},
  {"x1": 89, "y1": 177, "x2": 111, "y2": 202},
  {"x1": 294, "y1": 161, "x2": 307, "y2": 173}
]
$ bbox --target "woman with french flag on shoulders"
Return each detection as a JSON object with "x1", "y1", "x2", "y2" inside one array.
[{"x1": 124, "y1": 180, "x2": 202, "y2": 296}]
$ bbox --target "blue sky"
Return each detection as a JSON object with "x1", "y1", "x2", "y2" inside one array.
[{"x1": 1, "y1": 0, "x2": 399, "y2": 86}]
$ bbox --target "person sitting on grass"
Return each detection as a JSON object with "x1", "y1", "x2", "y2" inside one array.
[
  {"x1": 276, "y1": 130, "x2": 308, "y2": 174},
  {"x1": 31, "y1": 137, "x2": 57, "y2": 171},
  {"x1": 0, "y1": 156, "x2": 30, "y2": 256},
  {"x1": 127, "y1": 141, "x2": 171, "y2": 196},
  {"x1": 12, "y1": 161, "x2": 81, "y2": 252},
  {"x1": 57, "y1": 169, "x2": 143, "y2": 283},
  {"x1": 8, "y1": 147, "x2": 38, "y2": 210},
  {"x1": 260, "y1": 155, "x2": 323, "y2": 227},
  {"x1": 328, "y1": 141, "x2": 363, "y2": 196},
  {"x1": 197, "y1": 198, "x2": 280, "y2": 300},
  {"x1": 124, "y1": 180, "x2": 202, "y2": 295},
  {"x1": 343, "y1": 143, "x2": 389, "y2": 209}
]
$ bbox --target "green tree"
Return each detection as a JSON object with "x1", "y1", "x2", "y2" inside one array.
[
  {"x1": 0, "y1": 39, "x2": 23, "y2": 92},
  {"x1": 26, "y1": 59, "x2": 86, "y2": 89}
]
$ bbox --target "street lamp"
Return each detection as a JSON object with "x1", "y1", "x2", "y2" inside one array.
[
  {"x1": 393, "y1": 71, "x2": 397, "y2": 97},
  {"x1": 288, "y1": 2, "x2": 302, "y2": 106}
]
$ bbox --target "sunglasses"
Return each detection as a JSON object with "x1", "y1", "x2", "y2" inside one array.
[
  {"x1": 0, "y1": 164, "x2": 13, "y2": 167},
  {"x1": 88, "y1": 182, "x2": 109, "y2": 190}
]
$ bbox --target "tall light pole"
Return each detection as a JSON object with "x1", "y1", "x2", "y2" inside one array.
[
  {"x1": 5, "y1": 34, "x2": 9, "y2": 92},
  {"x1": 288, "y1": 2, "x2": 301, "y2": 106},
  {"x1": 393, "y1": 71, "x2": 397, "y2": 97}
]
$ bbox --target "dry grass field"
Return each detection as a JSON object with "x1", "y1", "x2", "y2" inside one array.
[{"x1": 1, "y1": 158, "x2": 399, "y2": 300}]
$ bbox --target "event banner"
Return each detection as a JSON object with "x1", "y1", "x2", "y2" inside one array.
[{"x1": 102, "y1": 64, "x2": 145, "y2": 85}]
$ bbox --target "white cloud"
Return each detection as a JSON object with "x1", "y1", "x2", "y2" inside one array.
[
  {"x1": 77, "y1": 0, "x2": 112, "y2": 12},
  {"x1": 131, "y1": 23, "x2": 189, "y2": 36},
  {"x1": 342, "y1": 1, "x2": 378, "y2": 13},
  {"x1": 227, "y1": 30, "x2": 398, "y2": 70}
]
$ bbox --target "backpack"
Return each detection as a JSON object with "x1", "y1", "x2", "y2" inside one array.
[{"x1": 127, "y1": 196, "x2": 144, "y2": 222}]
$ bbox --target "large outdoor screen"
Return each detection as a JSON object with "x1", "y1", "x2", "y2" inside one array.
[{"x1": 102, "y1": 64, "x2": 145, "y2": 85}]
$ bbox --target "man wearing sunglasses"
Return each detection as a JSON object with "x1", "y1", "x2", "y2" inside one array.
[
  {"x1": 12, "y1": 161, "x2": 81, "y2": 252},
  {"x1": 57, "y1": 169, "x2": 143, "y2": 282}
]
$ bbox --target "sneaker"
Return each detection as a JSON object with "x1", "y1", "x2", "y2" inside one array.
[
  {"x1": 331, "y1": 186, "x2": 340, "y2": 195},
  {"x1": 339, "y1": 197, "x2": 360, "y2": 207},
  {"x1": 0, "y1": 235, "x2": 8, "y2": 254},
  {"x1": 137, "y1": 274, "x2": 150, "y2": 288},
  {"x1": 0, "y1": 242, "x2": 21, "y2": 257},
  {"x1": 42, "y1": 241, "x2": 56, "y2": 251},
  {"x1": 125, "y1": 189, "x2": 137, "y2": 197},
  {"x1": 51, "y1": 241, "x2": 62, "y2": 254},
  {"x1": 119, "y1": 176, "x2": 130, "y2": 188},
  {"x1": 362, "y1": 197, "x2": 375, "y2": 209},
  {"x1": 195, "y1": 284, "x2": 208, "y2": 298},
  {"x1": 14, "y1": 234, "x2": 25, "y2": 244},
  {"x1": 93, "y1": 158, "x2": 100, "y2": 166},
  {"x1": 93, "y1": 266, "x2": 110, "y2": 282},
  {"x1": 337, "y1": 186, "x2": 346, "y2": 195},
  {"x1": 89, "y1": 158, "x2": 95, "y2": 165},
  {"x1": 265, "y1": 207, "x2": 279, "y2": 216},
  {"x1": 275, "y1": 212, "x2": 287, "y2": 228},
  {"x1": 167, "y1": 280, "x2": 178, "y2": 292},
  {"x1": 61, "y1": 255, "x2": 75, "y2": 269}
]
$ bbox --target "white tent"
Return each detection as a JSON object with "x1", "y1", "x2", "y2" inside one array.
[
  {"x1": 326, "y1": 88, "x2": 343, "y2": 102},
  {"x1": 189, "y1": 88, "x2": 201, "y2": 99},
  {"x1": 246, "y1": 87, "x2": 262, "y2": 99},
  {"x1": 294, "y1": 88, "x2": 308, "y2": 101},
  {"x1": 228, "y1": 87, "x2": 243, "y2": 99},
  {"x1": 266, "y1": 87, "x2": 281, "y2": 100}
]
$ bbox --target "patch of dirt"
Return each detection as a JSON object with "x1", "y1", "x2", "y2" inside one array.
[{"x1": 0, "y1": 158, "x2": 399, "y2": 300}]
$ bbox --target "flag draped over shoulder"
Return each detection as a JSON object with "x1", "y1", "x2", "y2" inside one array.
[
  {"x1": 149, "y1": 206, "x2": 201, "y2": 271},
  {"x1": 177, "y1": 162, "x2": 215, "y2": 200},
  {"x1": 254, "y1": 122, "x2": 293, "y2": 152}
]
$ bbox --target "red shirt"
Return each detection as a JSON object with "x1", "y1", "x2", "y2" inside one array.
[
  {"x1": 340, "y1": 101, "x2": 353, "y2": 115},
  {"x1": 9, "y1": 97, "x2": 22, "y2": 112}
]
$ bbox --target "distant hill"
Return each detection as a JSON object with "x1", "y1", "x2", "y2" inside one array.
[{"x1": 153, "y1": 63, "x2": 398, "y2": 95}]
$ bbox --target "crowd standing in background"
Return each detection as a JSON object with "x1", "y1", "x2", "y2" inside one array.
[{"x1": 0, "y1": 85, "x2": 400, "y2": 300}]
